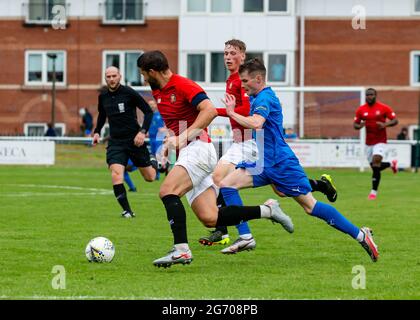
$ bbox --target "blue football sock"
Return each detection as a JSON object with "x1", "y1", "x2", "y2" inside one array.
[
  {"x1": 220, "y1": 187, "x2": 251, "y2": 236},
  {"x1": 124, "y1": 171, "x2": 136, "y2": 191},
  {"x1": 311, "y1": 201, "x2": 359, "y2": 239}
]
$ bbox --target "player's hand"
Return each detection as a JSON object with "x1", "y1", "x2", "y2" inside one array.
[
  {"x1": 222, "y1": 93, "x2": 236, "y2": 116},
  {"x1": 134, "y1": 131, "x2": 146, "y2": 147},
  {"x1": 92, "y1": 133, "x2": 100, "y2": 146},
  {"x1": 376, "y1": 121, "x2": 386, "y2": 129},
  {"x1": 356, "y1": 121, "x2": 365, "y2": 129}
]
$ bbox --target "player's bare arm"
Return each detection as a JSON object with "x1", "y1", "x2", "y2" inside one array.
[
  {"x1": 92, "y1": 133, "x2": 101, "y2": 146},
  {"x1": 223, "y1": 93, "x2": 265, "y2": 129},
  {"x1": 174, "y1": 99, "x2": 218, "y2": 149},
  {"x1": 376, "y1": 118, "x2": 398, "y2": 129},
  {"x1": 134, "y1": 131, "x2": 146, "y2": 147}
]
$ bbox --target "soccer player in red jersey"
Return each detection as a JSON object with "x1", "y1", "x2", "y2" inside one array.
[
  {"x1": 354, "y1": 88, "x2": 399, "y2": 200},
  {"x1": 199, "y1": 40, "x2": 339, "y2": 254},
  {"x1": 197, "y1": 39, "x2": 258, "y2": 251}
]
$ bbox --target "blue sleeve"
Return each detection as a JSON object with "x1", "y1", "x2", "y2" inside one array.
[
  {"x1": 157, "y1": 114, "x2": 165, "y2": 128},
  {"x1": 252, "y1": 97, "x2": 270, "y2": 119}
]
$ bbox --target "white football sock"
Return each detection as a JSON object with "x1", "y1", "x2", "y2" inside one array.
[{"x1": 260, "y1": 205, "x2": 271, "y2": 218}]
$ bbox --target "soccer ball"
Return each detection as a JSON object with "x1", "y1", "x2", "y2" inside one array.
[{"x1": 85, "y1": 237, "x2": 115, "y2": 263}]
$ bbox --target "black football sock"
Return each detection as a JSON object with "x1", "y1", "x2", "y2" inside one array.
[
  {"x1": 149, "y1": 155, "x2": 158, "y2": 177},
  {"x1": 371, "y1": 167, "x2": 381, "y2": 191},
  {"x1": 161, "y1": 194, "x2": 188, "y2": 245},
  {"x1": 380, "y1": 162, "x2": 391, "y2": 171},
  {"x1": 216, "y1": 206, "x2": 261, "y2": 227},
  {"x1": 214, "y1": 193, "x2": 228, "y2": 235},
  {"x1": 113, "y1": 184, "x2": 132, "y2": 212}
]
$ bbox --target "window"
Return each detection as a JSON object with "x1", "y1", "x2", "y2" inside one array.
[
  {"x1": 187, "y1": 0, "x2": 206, "y2": 12},
  {"x1": 415, "y1": 0, "x2": 420, "y2": 12},
  {"x1": 244, "y1": 0, "x2": 264, "y2": 12},
  {"x1": 410, "y1": 51, "x2": 420, "y2": 85},
  {"x1": 186, "y1": 0, "x2": 231, "y2": 13},
  {"x1": 27, "y1": 0, "x2": 66, "y2": 23},
  {"x1": 103, "y1": 51, "x2": 143, "y2": 86},
  {"x1": 211, "y1": 53, "x2": 228, "y2": 82},
  {"x1": 244, "y1": 0, "x2": 288, "y2": 13},
  {"x1": 244, "y1": 0, "x2": 263, "y2": 12},
  {"x1": 211, "y1": 0, "x2": 231, "y2": 13},
  {"x1": 25, "y1": 51, "x2": 66, "y2": 85},
  {"x1": 103, "y1": 0, "x2": 144, "y2": 24},
  {"x1": 268, "y1": 0, "x2": 287, "y2": 12},
  {"x1": 24, "y1": 122, "x2": 65, "y2": 136},
  {"x1": 268, "y1": 54, "x2": 286, "y2": 82},
  {"x1": 246, "y1": 52, "x2": 264, "y2": 62},
  {"x1": 187, "y1": 54, "x2": 206, "y2": 82}
]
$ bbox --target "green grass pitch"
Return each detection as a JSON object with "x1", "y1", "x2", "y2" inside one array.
[{"x1": 0, "y1": 144, "x2": 419, "y2": 300}]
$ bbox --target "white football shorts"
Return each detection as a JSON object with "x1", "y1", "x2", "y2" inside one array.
[
  {"x1": 174, "y1": 140, "x2": 218, "y2": 205},
  {"x1": 219, "y1": 139, "x2": 259, "y2": 165},
  {"x1": 366, "y1": 143, "x2": 386, "y2": 163}
]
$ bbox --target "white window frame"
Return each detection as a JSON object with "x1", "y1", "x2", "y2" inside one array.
[
  {"x1": 243, "y1": 0, "x2": 291, "y2": 15},
  {"x1": 265, "y1": 52, "x2": 292, "y2": 86},
  {"x1": 25, "y1": 50, "x2": 67, "y2": 86},
  {"x1": 25, "y1": 0, "x2": 68, "y2": 25},
  {"x1": 102, "y1": 0, "x2": 145, "y2": 24},
  {"x1": 410, "y1": 51, "x2": 420, "y2": 86},
  {"x1": 102, "y1": 50, "x2": 144, "y2": 88},
  {"x1": 24, "y1": 122, "x2": 66, "y2": 136},
  {"x1": 412, "y1": 0, "x2": 420, "y2": 15}
]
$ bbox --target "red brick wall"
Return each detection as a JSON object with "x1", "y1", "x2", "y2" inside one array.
[
  {"x1": 301, "y1": 19, "x2": 420, "y2": 139},
  {"x1": 0, "y1": 18, "x2": 178, "y2": 135}
]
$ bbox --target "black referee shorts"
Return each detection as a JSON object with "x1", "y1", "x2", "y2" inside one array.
[{"x1": 106, "y1": 138, "x2": 152, "y2": 168}]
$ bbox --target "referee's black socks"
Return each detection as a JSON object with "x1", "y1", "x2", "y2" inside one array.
[{"x1": 113, "y1": 183, "x2": 132, "y2": 213}]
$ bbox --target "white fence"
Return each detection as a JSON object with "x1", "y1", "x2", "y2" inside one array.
[
  {"x1": 0, "y1": 136, "x2": 416, "y2": 170},
  {"x1": 0, "y1": 140, "x2": 55, "y2": 165}
]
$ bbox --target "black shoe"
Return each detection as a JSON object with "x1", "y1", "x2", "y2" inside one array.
[
  {"x1": 198, "y1": 230, "x2": 230, "y2": 246},
  {"x1": 321, "y1": 174, "x2": 337, "y2": 202}
]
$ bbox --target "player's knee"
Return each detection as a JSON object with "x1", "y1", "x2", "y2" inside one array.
[
  {"x1": 159, "y1": 184, "x2": 178, "y2": 199},
  {"x1": 111, "y1": 170, "x2": 123, "y2": 182},
  {"x1": 303, "y1": 206, "x2": 313, "y2": 215},
  {"x1": 201, "y1": 216, "x2": 217, "y2": 228},
  {"x1": 218, "y1": 178, "x2": 235, "y2": 189},
  {"x1": 143, "y1": 174, "x2": 155, "y2": 182},
  {"x1": 212, "y1": 173, "x2": 224, "y2": 187}
]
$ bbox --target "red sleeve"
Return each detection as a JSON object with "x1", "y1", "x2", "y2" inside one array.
[
  {"x1": 216, "y1": 108, "x2": 228, "y2": 117},
  {"x1": 354, "y1": 107, "x2": 362, "y2": 123},
  {"x1": 179, "y1": 77, "x2": 206, "y2": 104},
  {"x1": 233, "y1": 89, "x2": 250, "y2": 117},
  {"x1": 384, "y1": 105, "x2": 396, "y2": 120}
]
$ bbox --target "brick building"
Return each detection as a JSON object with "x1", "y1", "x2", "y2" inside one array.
[
  {"x1": 301, "y1": 0, "x2": 420, "y2": 139},
  {"x1": 0, "y1": 0, "x2": 179, "y2": 136},
  {"x1": 1, "y1": 0, "x2": 419, "y2": 140}
]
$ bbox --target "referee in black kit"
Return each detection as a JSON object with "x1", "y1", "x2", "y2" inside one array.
[{"x1": 92, "y1": 66, "x2": 157, "y2": 218}]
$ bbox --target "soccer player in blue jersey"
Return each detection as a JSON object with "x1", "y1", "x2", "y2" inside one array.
[{"x1": 215, "y1": 58, "x2": 379, "y2": 261}]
